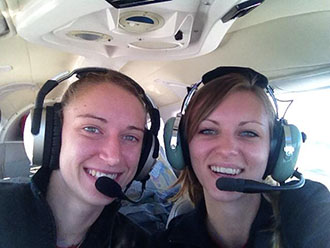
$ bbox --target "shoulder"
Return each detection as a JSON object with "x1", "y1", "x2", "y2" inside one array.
[
  {"x1": 167, "y1": 208, "x2": 197, "y2": 231},
  {"x1": 111, "y1": 212, "x2": 153, "y2": 247},
  {"x1": 0, "y1": 179, "x2": 40, "y2": 222},
  {"x1": 162, "y1": 212, "x2": 197, "y2": 240},
  {"x1": 0, "y1": 180, "x2": 52, "y2": 247},
  {"x1": 155, "y1": 208, "x2": 208, "y2": 247},
  {"x1": 279, "y1": 179, "x2": 330, "y2": 218},
  {"x1": 0, "y1": 179, "x2": 31, "y2": 199},
  {"x1": 279, "y1": 180, "x2": 330, "y2": 247},
  {"x1": 116, "y1": 212, "x2": 150, "y2": 233},
  {"x1": 0, "y1": 179, "x2": 35, "y2": 213},
  {"x1": 151, "y1": 213, "x2": 195, "y2": 248},
  {"x1": 280, "y1": 179, "x2": 329, "y2": 205}
]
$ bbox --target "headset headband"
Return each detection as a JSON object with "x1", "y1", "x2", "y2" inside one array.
[
  {"x1": 202, "y1": 66, "x2": 279, "y2": 117},
  {"x1": 31, "y1": 67, "x2": 160, "y2": 136},
  {"x1": 171, "y1": 66, "x2": 277, "y2": 150},
  {"x1": 31, "y1": 68, "x2": 109, "y2": 135}
]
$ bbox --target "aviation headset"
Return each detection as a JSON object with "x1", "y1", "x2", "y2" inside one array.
[
  {"x1": 164, "y1": 66, "x2": 304, "y2": 183},
  {"x1": 27, "y1": 67, "x2": 160, "y2": 182}
]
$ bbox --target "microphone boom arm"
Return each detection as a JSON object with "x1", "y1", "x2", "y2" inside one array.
[{"x1": 216, "y1": 170, "x2": 305, "y2": 193}]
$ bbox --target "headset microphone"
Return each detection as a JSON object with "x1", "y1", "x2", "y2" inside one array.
[
  {"x1": 95, "y1": 177, "x2": 141, "y2": 204},
  {"x1": 216, "y1": 170, "x2": 305, "y2": 193}
]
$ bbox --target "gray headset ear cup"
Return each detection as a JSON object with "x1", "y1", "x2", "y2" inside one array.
[
  {"x1": 134, "y1": 130, "x2": 156, "y2": 181},
  {"x1": 271, "y1": 124, "x2": 302, "y2": 182},
  {"x1": 164, "y1": 117, "x2": 186, "y2": 170}
]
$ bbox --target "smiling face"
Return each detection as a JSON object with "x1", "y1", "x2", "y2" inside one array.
[
  {"x1": 57, "y1": 83, "x2": 146, "y2": 206},
  {"x1": 189, "y1": 90, "x2": 270, "y2": 202}
]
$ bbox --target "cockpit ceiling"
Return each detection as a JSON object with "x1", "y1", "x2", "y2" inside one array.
[
  {"x1": 13, "y1": 0, "x2": 240, "y2": 61},
  {"x1": 1, "y1": 0, "x2": 330, "y2": 109},
  {"x1": 121, "y1": 4, "x2": 330, "y2": 103}
]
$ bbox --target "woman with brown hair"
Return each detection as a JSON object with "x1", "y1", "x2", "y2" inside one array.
[{"x1": 157, "y1": 66, "x2": 330, "y2": 247}]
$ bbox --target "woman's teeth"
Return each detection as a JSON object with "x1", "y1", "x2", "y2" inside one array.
[
  {"x1": 210, "y1": 166, "x2": 241, "y2": 175},
  {"x1": 87, "y1": 169, "x2": 117, "y2": 179}
]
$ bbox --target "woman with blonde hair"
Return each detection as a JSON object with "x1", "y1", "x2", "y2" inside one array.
[{"x1": 0, "y1": 68, "x2": 160, "y2": 248}]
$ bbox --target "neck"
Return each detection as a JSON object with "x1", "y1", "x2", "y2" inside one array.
[
  {"x1": 47, "y1": 171, "x2": 104, "y2": 246},
  {"x1": 204, "y1": 193, "x2": 261, "y2": 248}
]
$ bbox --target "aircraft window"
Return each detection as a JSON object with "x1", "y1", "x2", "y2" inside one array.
[{"x1": 278, "y1": 88, "x2": 330, "y2": 189}]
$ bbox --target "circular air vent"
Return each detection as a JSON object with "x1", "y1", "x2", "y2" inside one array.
[
  {"x1": 119, "y1": 11, "x2": 164, "y2": 33},
  {"x1": 66, "y1": 31, "x2": 112, "y2": 42}
]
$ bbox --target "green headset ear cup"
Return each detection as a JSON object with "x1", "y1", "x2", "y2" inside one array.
[
  {"x1": 271, "y1": 124, "x2": 302, "y2": 182},
  {"x1": 164, "y1": 117, "x2": 185, "y2": 170}
]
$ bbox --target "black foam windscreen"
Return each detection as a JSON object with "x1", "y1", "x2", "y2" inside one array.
[
  {"x1": 95, "y1": 176, "x2": 141, "y2": 203},
  {"x1": 216, "y1": 177, "x2": 272, "y2": 193},
  {"x1": 95, "y1": 176, "x2": 123, "y2": 198}
]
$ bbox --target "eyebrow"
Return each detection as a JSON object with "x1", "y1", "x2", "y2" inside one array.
[
  {"x1": 239, "y1": 120, "x2": 266, "y2": 127},
  {"x1": 77, "y1": 114, "x2": 145, "y2": 132},
  {"x1": 203, "y1": 118, "x2": 266, "y2": 127},
  {"x1": 127, "y1": 126, "x2": 145, "y2": 133},
  {"x1": 77, "y1": 114, "x2": 107, "y2": 123}
]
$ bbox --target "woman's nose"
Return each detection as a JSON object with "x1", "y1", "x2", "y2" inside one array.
[
  {"x1": 215, "y1": 133, "x2": 239, "y2": 157},
  {"x1": 98, "y1": 136, "x2": 121, "y2": 165}
]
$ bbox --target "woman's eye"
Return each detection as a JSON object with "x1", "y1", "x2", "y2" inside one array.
[
  {"x1": 240, "y1": 131, "x2": 258, "y2": 137},
  {"x1": 83, "y1": 126, "x2": 100, "y2": 134},
  {"x1": 199, "y1": 129, "x2": 217, "y2": 135},
  {"x1": 123, "y1": 135, "x2": 139, "y2": 142}
]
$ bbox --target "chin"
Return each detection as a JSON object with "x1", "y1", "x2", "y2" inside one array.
[
  {"x1": 219, "y1": 192, "x2": 244, "y2": 202},
  {"x1": 206, "y1": 187, "x2": 244, "y2": 203}
]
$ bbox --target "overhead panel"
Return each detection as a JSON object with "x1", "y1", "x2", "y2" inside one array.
[{"x1": 14, "y1": 0, "x2": 263, "y2": 63}]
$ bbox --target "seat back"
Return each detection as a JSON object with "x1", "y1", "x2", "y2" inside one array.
[
  {"x1": 166, "y1": 195, "x2": 194, "y2": 228},
  {"x1": 0, "y1": 141, "x2": 30, "y2": 179}
]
